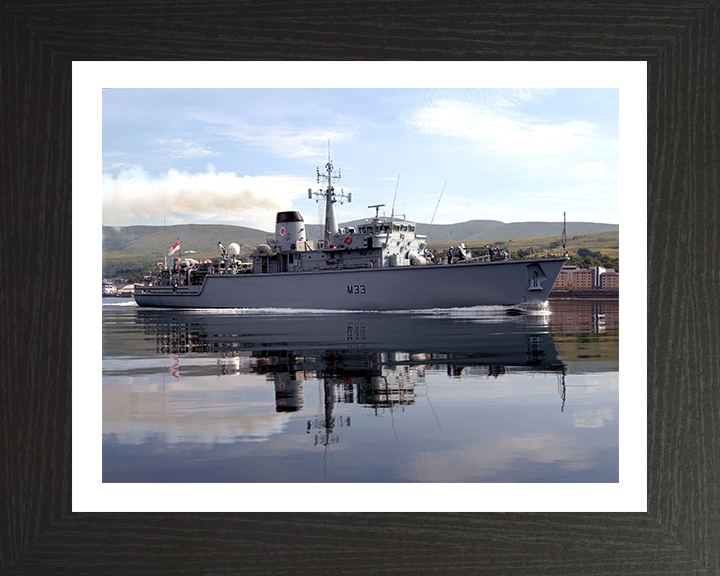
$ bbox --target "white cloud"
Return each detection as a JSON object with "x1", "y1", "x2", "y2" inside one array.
[
  {"x1": 102, "y1": 166, "x2": 312, "y2": 228},
  {"x1": 221, "y1": 127, "x2": 352, "y2": 160},
  {"x1": 104, "y1": 162, "x2": 142, "y2": 171},
  {"x1": 406, "y1": 98, "x2": 599, "y2": 156},
  {"x1": 186, "y1": 109, "x2": 356, "y2": 161},
  {"x1": 575, "y1": 162, "x2": 617, "y2": 180},
  {"x1": 155, "y1": 138, "x2": 220, "y2": 158}
]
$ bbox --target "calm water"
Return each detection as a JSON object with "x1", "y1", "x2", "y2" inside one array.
[{"x1": 102, "y1": 298, "x2": 619, "y2": 483}]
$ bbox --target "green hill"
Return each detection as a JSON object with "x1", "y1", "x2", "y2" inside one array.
[
  {"x1": 416, "y1": 220, "x2": 616, "y2": 242},
  {"x1": 102, "y1": 224, "x2": 270, "y2": 256}
]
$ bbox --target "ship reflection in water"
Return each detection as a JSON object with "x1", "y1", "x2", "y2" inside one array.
[{"x1": 102, "y1": 300, "x2": 619, "y2": 483}]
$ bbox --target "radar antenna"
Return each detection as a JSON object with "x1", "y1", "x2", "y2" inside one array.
[{"x1": 368, "y1": 204, "x2": 386, "y2": 220}]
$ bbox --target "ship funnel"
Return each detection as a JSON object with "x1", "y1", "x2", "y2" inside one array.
[{"x1": 275, "y1": 211, "x2": 305, "y2": 250}]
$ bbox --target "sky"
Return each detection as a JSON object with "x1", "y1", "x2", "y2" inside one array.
[{"x1": 102, "y1": 88, "x2": 619, "y2": 231}]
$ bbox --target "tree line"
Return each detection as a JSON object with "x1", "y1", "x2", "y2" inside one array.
[
  {"x1": 468, "y1": 243, "x2": 619, "y2": 271},
  {"x1": 103, "y1": 261, "x2": 152, "y2": 284},
  {"x1": 568, "y1": 248, "x2": 619, "y2": 271}
]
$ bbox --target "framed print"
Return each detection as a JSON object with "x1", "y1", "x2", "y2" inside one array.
[{"x1": 1, "y1": 1, "x2": 717, "y2": 574}]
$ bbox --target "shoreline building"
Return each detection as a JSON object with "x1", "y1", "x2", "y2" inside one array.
[{"x1": 554, "y1": 265, "x2": 619, "y2": 292}]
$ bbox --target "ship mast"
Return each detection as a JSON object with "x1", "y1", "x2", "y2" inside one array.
[{"x1": 309, "y1": 152, "x2": 351, "y2": 246}]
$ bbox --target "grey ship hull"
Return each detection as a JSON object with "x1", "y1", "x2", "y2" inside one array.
[{"x1": 134, "y1": 256, "x2": 567, "y2": 310}]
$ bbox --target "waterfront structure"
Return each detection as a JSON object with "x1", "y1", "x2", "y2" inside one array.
[
  {"x1": 600, "y1": 269, "x2": 619, "y2": 290},
  {"x1": 554, "y1": 265, "x2": 619, "y2": 292},
  {"x1": 102, "y1": 280, "x2": 136, "y2": 296}
]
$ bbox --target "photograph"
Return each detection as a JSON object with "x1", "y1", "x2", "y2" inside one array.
[{"x1": 101, "y1": 87, "x2": 621, "y2": 484}]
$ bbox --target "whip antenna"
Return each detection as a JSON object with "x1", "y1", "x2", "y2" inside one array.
[
  {"x1": 429, "y1": 181, "x2": 446, "y2": 228},
  {"x1": 390, "y1": 175, "x2": 400, "y2": 218}
]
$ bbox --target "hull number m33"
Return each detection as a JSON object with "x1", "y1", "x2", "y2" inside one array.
[{"x1": 347, "y1": 284, "x2": 367, "y2": 295}]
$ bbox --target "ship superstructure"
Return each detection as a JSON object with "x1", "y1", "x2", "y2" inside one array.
[{"x1": 249, "y1": 158, "x2": 433, "y2": 275}]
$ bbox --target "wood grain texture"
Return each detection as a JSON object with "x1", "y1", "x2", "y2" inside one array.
[{"x1": 1, "y1": 1, "x2": 718, "y2": 574}]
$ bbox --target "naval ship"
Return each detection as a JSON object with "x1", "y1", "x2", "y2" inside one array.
[{"x1": 134, "y1": 159, "x2": 568, "y2": 310}]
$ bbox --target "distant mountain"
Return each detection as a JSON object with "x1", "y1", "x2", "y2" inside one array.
[
  {"x1": 102, "y1": 224, "x2": 271, "y2": 255},
  {"x1": 103, "y1": 219, "x2": 618, "y2": 255},
  {"x1": 413, "y1": 220, "x2": 617, "y2": 243},
  {"x1": 307, "y1": 219, "x2": 617, "y2": 243}
]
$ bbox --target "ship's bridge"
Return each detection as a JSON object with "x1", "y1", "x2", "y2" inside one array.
[
  {"x1": 357, "y1": 222, "x2": 391, "y2": 235},
  {"x1": 356, "y1": 219, "x2": 418, "y2": 236}
]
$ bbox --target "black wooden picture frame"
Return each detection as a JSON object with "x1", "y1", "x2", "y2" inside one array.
[{"x1": 2, "y1": 2, "x2": 718, "y2": 574}]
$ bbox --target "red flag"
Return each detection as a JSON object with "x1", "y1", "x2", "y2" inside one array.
[{"x1": 167, "y1": 240, "x2": 180, "y2": 256}]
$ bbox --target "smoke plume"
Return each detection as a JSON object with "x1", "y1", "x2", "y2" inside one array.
[{"x1": 102, "y1": 166, "x2": 310, "y2": 228}]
